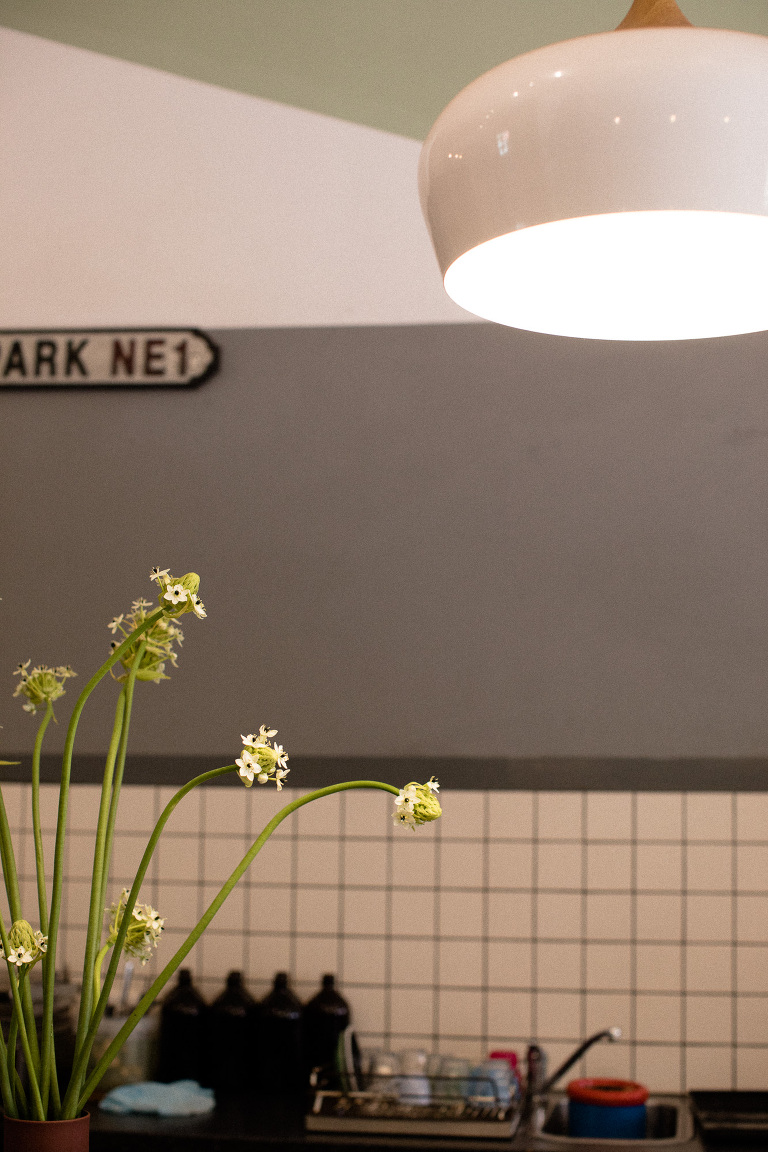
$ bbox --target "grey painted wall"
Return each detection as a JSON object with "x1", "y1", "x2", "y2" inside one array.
[{"x1": 2, "y1": 323, "x2": 768, "y2": 762}]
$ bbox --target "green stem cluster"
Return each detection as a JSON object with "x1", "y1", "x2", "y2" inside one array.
[
  {"x1": 73, "y1": 779, "x2": 398, "y2": 1115},
  {"x1": 0, "y1": 591, "x2": 406, "y2": 1122}
]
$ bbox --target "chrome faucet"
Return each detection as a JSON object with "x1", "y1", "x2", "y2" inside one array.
[
  {"x1": 523, "y1": 1027, "x2": 622, "y2": 1133},
  {"x1": 539, "y1": 1027, "x2": 622, "y2": 1095}
]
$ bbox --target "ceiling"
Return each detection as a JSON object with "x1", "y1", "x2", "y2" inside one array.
[
  {"x1": 2, "y1": 1, "x2": 768, "y2": 328},
  {"x1": 3, "y1": 0, "x2": 768, "y2": 140}
]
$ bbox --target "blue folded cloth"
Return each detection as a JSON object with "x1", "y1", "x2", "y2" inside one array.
[{"x1": 99, "y1": 1079, "x2": 215, "y2": 1116}]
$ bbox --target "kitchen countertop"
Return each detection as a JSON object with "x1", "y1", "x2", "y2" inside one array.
[{"x1": 83, "y1": 1092, "x2": 748, "y2": 1152}]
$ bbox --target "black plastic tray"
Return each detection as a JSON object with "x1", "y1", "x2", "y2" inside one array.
[{"x1": 689, "y1": 1091, "x2": 768, "y2": 1145}]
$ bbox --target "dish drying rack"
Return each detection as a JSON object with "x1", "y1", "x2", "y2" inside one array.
[{"x1": 306, "y1": 1073, "x2": 522, "y2": 1139}]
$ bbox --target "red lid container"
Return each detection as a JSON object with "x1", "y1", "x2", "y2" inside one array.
[{"x1": 567, "y1": 1079, "x2": 649, "y2": 1108}]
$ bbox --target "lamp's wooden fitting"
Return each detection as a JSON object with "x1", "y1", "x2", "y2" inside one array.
[{"x1": 616, "y1": 0, "x2": 693, "y2": 29}]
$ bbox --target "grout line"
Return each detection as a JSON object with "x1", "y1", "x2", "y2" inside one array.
[
  {"x1": 629, "y1": 792, "x2": 638, "y2": 1082},
  {"x1": 731, "y1": 792, "x2": 738, "y2": 1089},
  {"x1": 579, "y1": 792, "x2": 587, "y2": 1078},
  {"x1": 680, "y1": 794, "x2": 688, "y2": 1092},
  {"x1": 480, "y1": 791, "x2": 490, "y2": 1056},
  {"x1": 337, "y1": 791, "x2": 346, "y2": 983},
  {"x1": 383, "y1": 801, "x2": 394, "y2": 1047},
  {"x1": 195, "y1": 785, "x2": 206, "y2": 985},
  {"x1": 288, "y1": 795, "x2": 300, "y2": 977},
  {"x1": 432, "y1": 804, "x2": 442, "y2": 1053},
  {"x1": 530, "y1": 792, "x2": 539, "y2": 1045},
  {"x1": 242, "y1": 786, "x2": 252, "y2": 977}
]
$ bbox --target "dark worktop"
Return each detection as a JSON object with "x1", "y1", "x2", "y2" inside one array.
[
  {"x1": 0, "y1": 1092, "x2": 750, "y2": 1151},
  {"x1": 85, "y1": 1093, "x2": 751, "y2": 1152},
  {"x1": 89, "y1": 1093, "x2": 517, "y2": 1152}
]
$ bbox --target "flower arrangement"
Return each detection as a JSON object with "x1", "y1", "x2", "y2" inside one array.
[{"x1": 0, "y1": 569, "x2": 441, "y2": 1123}]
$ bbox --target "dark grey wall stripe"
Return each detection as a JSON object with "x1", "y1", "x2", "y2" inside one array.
[{"x1": 4, "y1": 754, "x2": 768, "y2": 790}]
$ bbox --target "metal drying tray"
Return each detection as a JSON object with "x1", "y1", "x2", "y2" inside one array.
[{"x1": 307, "y1": 1078, "x2": 522, "y2": 1139}]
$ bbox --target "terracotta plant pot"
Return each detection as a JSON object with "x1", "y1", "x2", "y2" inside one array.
[{"x1": 3, "y1": 1113, "x2": 89, "y2": 1152}]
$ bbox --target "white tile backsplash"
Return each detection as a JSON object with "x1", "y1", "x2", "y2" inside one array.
[{"x1": 2, "y1": 781, "x2": 767, "y2": 1093}]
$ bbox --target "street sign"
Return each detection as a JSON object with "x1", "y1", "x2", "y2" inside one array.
[{"x1": 0, "y1": 329, "x2": 219, "y2": 387}]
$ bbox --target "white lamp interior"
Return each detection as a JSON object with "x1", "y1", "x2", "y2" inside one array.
[{"x1": 443, "y1": 210, "x2": 768, "y2": 341}]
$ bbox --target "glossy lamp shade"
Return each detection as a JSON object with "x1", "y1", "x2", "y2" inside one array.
[{"x1": 418, "y1": 28, "x2": 768, "y2": 340}]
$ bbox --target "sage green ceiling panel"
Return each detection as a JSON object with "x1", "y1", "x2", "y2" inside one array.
[{"x1": 3, "y1": 1, "x2": 768, "y2": 141}]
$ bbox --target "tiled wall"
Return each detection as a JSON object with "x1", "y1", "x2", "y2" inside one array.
[{"x1": 3, "y1": 782, "x2": 768, "y2": 1094}]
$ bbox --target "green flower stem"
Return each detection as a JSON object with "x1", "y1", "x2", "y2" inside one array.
[
  {"x1": 74, "y1": 780, "x2": 399, "y2": 1116},
  {"x1": 0, "y1": 911, "x2": 44, "y2": 1120},
  {"x1": 0, "y1": 990, "x2": 18, "y2": 1117},
  {"x1": 93, "y1": 944, "x2": 110, "y2": 1005},
  {"x1": 98, "y1": 642, "x2": 144, "y2": 925},
  {"x1": 14, "y1": 969, "x2": 44, "y2": 1120},
  {"x1": 31, "y1": 703, "x2": 59, "y2": 1121},
  {"x1": 0, "y1": 785, "x2": 41, "y2": 1082},
  {"x1": 0, "y1": 784, "x2": 23, "y2": 925},
  {"x1": 73, "y1": 690, "x2": 126, "y2": 1060},
  {"x1": 64, "y1": 762, "x2": 237, "y2": 1114},
  {"x1": 41, "y1": 608, "x2": 164, "y2": 1112},
  {"x1": 6, "y1": 1015, "x2": 20, "y2": 1114},
  {"x1": 32, "y1": 702, "x2": 55, "y2": 934},
  {"x1": 46, "y1": 1040, "x2": 62, "y2": 1119}
]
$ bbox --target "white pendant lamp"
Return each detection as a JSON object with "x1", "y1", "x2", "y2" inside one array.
[{"x1": 418, "y1": 0, "x2": 768, "y2": 340}]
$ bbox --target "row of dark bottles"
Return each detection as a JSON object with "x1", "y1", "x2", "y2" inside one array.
[{"x1": 156, "y1": 968, "x2": 349, "y2": 1095}]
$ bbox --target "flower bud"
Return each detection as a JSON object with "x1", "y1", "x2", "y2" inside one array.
[
  {"x1": 4, "y1": 920, "x2": 47, "y2": 967},
  {"x1": 106, "y1": 890, "x2": 164, "y2": 965},
  {"x1": 409, "y1": 780, "x2": 442, "y2": 825},
  {"x1": 178, "y1": 573, "x2": 200, "y2": 597},
  {"x1": 392, "y1": 778, "x2": 442, "y2": 829},
  {"x1": 9, "y1": 920, "x2": 37, "y2": 954},
  {"x1": 12, "y1": 662, "x2": 77, "y2": 715}
]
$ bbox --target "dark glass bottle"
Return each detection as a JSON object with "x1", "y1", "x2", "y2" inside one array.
[
  {"x1": 302, "y1": 974, "x2": 350, "y2": 1086},
  {"x1": 156, "y1": 968, "x2": 209, "y2": 1084},
  {"x1": 257, "y1": 972, "x2": 303, "y2": 1094},
  {"x1": 208, "y1": 970, "x2": 258, "y2": 1095}
]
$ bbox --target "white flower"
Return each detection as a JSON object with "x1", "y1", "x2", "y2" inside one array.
[
  {"x1": 150, "y1": 567, "x2": 170, "y2": 585},
  {"x1": 163, "y1": 584, "x2": 188, "y2": 606},
  {"x1": 7, "y1": 947, "x2": 34, "y2": 967},
  {"x1": 33, "y1": 931, "x2": 47, "y2": 953},
  {"x1": 241, "y1": 726, "x2": 277, "y2": 750},
  {"x1": 108, "y1": 614, "x2": 124, "y2": 634},
  {"x1": 426, "y1": 777, "x2": 440, "y2": 794},
  {"x1": 236, "y1": 750, "x2": 258, "y2": 787},
  {"x1": 13, "y1": 660, "x2": 30, "y2": 678},
  {"x1": 237, "y1": 728, "x2": 289, "y2": 789},
  {"x1": 393, "y1": 808, "x2": 417, "y2": 829},
  {"x1": 190, "y1": 593, "x2": 207, "y2": 619}
]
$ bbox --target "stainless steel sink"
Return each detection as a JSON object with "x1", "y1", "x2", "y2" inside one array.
[{"x1": 532, "y1": 1094, "x2": 696, "y2": 1147}]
